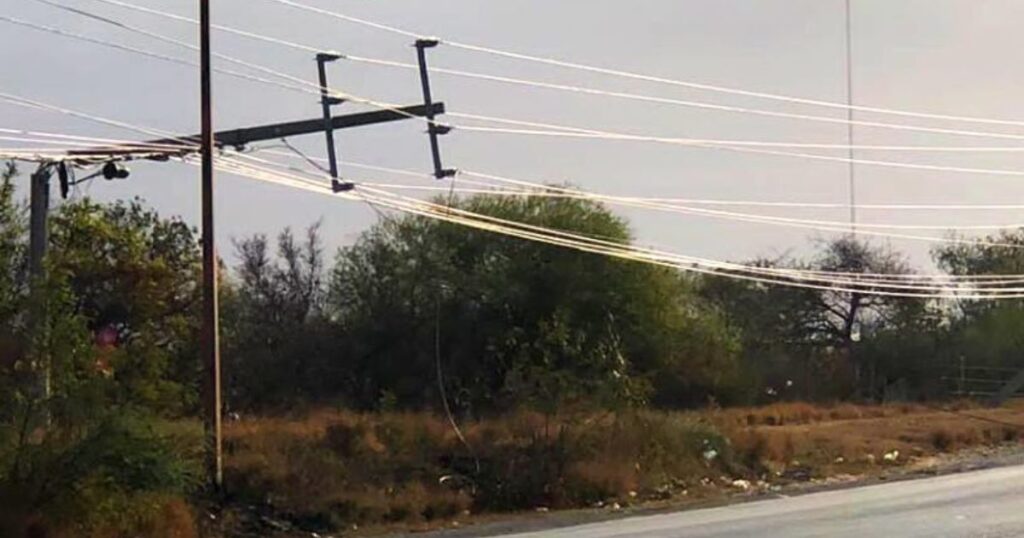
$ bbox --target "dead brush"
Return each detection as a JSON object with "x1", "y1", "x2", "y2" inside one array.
[{"x1": 219, "y1": 403, "x2": 1024, "y2": 532}]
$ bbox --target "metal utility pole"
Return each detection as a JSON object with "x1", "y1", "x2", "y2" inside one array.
[
  {"x1": 317, "y1": 53, "x2": 343, "y2": 181},
  {"x1": 199, "y1": 0, "x2": 222, "y2": 490},
  {"x1": 844, "y1": 0, "x2": 857, "y2": 232}
]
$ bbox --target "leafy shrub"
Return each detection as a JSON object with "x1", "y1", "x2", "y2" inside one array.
[{"x1": 0, "y1": 413, "x2": 199, "y2": 538}]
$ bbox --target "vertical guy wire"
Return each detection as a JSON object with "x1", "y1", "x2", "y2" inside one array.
[{"x1": 845, "y1": 0, "x2": 857, "y2": 232}]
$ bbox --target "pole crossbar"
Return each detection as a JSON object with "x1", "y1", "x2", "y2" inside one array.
[{"x1": 63, "y1": 104, "x2": 446, "y2": 162}]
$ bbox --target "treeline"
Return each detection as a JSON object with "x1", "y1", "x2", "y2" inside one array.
[
  {"x1": 221, "y1": 200, "x2": 1024, "y2": 414},
  {"x1": 3, "y1": 164, "x2": 1024, "y2": 419},
  {"x1": 3, "y1": 164, "x2": 1024, "y2": 420}
]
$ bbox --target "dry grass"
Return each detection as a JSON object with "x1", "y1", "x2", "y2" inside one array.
[
  {"x1": 724, "y1": 403, "x2": 1023, "y2": 477},
  {"x1": 218, "y1": 401, "x2": 1024, "y2": 535},
  {"x1": 222, "y1": 409, "x2": 728, "y2": 532},
  {"x1": 711, "y1": 401, "x2": 929, "y2": 428}
]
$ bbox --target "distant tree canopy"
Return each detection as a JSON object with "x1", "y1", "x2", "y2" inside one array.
[
  {"x1": 931, "y1": 231, "x2": 1024, "y2": 376},
  {"x1": 701, "y1": 238, "x2": 933, "y2": 401}
]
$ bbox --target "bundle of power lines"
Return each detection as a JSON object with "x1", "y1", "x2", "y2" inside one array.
[{"x1": 6, "y1": 0, "x2": 1024, "y2": 298}]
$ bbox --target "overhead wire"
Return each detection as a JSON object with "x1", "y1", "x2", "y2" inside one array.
[
  {"x1": 455, "y1": 169, "x2": 1024, "y2": 234},
  {"x1": 214, "y1": 157, "x2": 1024, "y2": 298},
  {"x1": 260, "y1": 0, "x2": 1024, "y2": 129},
  {"x1": 20, "y1": 7, "x2": 1024, "y2": 183},
  {"x1": 343, "y1": 54, "x2": 1024, "y2": 145},
  {"x1": 256, "y1": 148, "x2": 1024, "y2": 211},
  {"x1": 0, "y1": 13, "x2": 320, "y2": 100},
  {"x1": 446, "y1": 113, "x2": 1024, "y2": 180},
  {"x1": 80, "y1": 0, "x2": 1024, "y2": 147},
  {"x1": 7, "y1": 50, "x2": 1024, "y2": 253},
  {"x1": 241, "y1": 147, "x2": 1024, "y2": 239},
  {"x1": 83, "y1": 0, "x2": 326, "y2": 54},
  {"x1": 238, "y1": 148, "x2": 1024, "y2": 260},
  {"x1": 222, "y1": 151, "x2": 1024, "y2": 287},
  {"x1": 16, "y1": 7, "x2": 1024, "y2": 284},
  {"x1": 14, "y1": 88, "x2": 1016, "y2": 290}
]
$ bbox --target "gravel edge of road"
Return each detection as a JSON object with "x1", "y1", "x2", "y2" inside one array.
[{"x1": 394, "y1": 442, "x2": 1024, "y2": 538}]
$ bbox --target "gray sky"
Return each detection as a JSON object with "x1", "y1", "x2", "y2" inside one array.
[{"x1": 4, "y1": 0, "x2": 1024, "y2": 268}]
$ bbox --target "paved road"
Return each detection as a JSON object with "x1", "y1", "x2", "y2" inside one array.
[{"x1": 495, "y1": 464, "x2": 1024, "y2": 538}]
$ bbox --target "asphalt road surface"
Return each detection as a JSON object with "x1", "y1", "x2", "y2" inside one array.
[{"x1": 495, "y1": 464, "x2": 1024, "y2": 538}]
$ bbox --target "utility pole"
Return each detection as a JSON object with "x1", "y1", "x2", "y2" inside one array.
[
  {"x1": 28, "y1": 164, "x2": 51, "y2": 404},
  {"x1": 28, "y1": 166, "x2": 50, "y2": 283},
  {"x1": 60, "y1": 42, "x2": 453, "y2": 492},
  {"x1": 199, "y1": 0, "x2": 223, "y2": 491}
]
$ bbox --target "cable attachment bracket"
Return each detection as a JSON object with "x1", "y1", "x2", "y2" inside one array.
[{"x1": 316, "y1": 51, "x2": 354, "y2": 191}]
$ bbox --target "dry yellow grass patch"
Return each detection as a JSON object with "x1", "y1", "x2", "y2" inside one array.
[{"x1": 217, "y1": 402, "x2": 1024, "y2": 534}]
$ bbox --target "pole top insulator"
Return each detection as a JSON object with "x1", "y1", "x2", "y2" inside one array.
[
  {"x1": 436, "y1": 169, "x2": 457, "y2": 180},
  {"x1": 415, "y1": 38, "x2": 441, "y2": 49}
]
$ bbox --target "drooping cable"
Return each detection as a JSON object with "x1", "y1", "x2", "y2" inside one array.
[
  {"x1": 214, "y1": 159, "x2": 1024, "y2": 298},
  {"x1": 216, "y1": 153, "x2": 1024, "y2": 286}
]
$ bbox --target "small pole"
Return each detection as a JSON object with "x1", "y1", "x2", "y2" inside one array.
[
  {"x1": 414, "y1": 39, "x2": 455, "y2": 180},
  {"x1": 959, "y1": 356, "x2": 966, "y2": 397},
  {"x1": 28, "y1": 164, "x2": 51, "y2": 404},
  {"x1": 199, "y1": 0, "x2": 223, "y2": 490},
  {"x1": 28, "y1": 165, "x2": 50, "y2": 286}
]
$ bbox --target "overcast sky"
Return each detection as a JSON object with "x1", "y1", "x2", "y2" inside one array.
[{"x1": 4, "y1": 0, "x2": 1024, "y2": 268}]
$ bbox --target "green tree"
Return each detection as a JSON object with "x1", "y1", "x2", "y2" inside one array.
[
  {"x1": 47, "y1": 198, "x2": 202, "y2": 414},
  {"x1": 702, "y1": 238, "x2": 924, "y2": 401},
  {"x1": 330, "y1": 193, "x2": 740, "y2": 413},
  {"x1": 0, "y1": 162, "x2": 25, "y2": 327},
  {"x1": 224, "y1": 223, "x2": 338, "y2": 409},
  {"x1": 0, "y1": 165, "x2": 197, "y2": 537},
  {"x1": 933, "y1": 230, "x2": 1024, "y2": 375}
]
